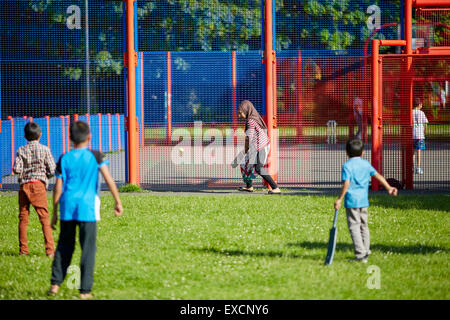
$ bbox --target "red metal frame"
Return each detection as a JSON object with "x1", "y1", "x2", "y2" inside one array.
[
  {"x1": 141, "y1": 52, "x2": 145, "y2": 147},
  {"x1": 45, "y1": 116, "x2": 51, "y2": 150},
  {"x1": 370, "y1": 0, "x2": 450, "y2": 190},
  {"x1": 232, "y1": 51, "x2": 237, "y2": 145},
  {"x1": 296, "y1": 50, "x2": 303, "y2": 144},
  {"x1": 7, "y1": 116, "x2": 14, "y2": 172},
  {"x1": 98, "y1": 113, "x2": 102, "y2": 153},
  {"x1": 264, "y1": 0, "x2": 277, "y2": 185},
  {"x1": 125, "y1": 0, "x2": 138, "y2": 185}
]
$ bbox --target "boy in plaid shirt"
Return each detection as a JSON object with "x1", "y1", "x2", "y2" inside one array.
[{"x1": 13, "y1": 122, "x2": 56, "y2": 257}]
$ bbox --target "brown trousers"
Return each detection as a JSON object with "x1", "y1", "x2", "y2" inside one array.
[{"x1": 18, "y1": 181, "x2": 54, "y2": 255}]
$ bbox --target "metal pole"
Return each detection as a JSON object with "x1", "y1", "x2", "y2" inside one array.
[
  {"x1": 371, "y1": 40, "x2": 381, "y2": 191},
  {"x1": 85, "y1": 0, "x2": 90, "y2": 114},
  {"x1": 125, "y1": 0, "x2": 138, "y2": 185},
  {"x1": 264, "y1": 0, "x2": 277, "y2": 185},
  {"x1": 404, "y1": 0, "x2": 414, "y2": 189}
]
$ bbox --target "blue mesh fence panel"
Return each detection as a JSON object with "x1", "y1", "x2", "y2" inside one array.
[
  {"x1": 1, "y1": 120, "x2": 12, "y2": 176},
  {"x1": 171, "y1": 51, "x2": 232, "y2": 124},
  {"x1": 142, "y1": 52, "x2": 167, "y2": 124},
  {"x1": 101, "y1": 114, "x2": 110, "y2": 152},
  {"x1": 90, "y1": 114, "x2": 100, "y2": 151},
  {"x1": 236, "y1": 51, "x2": 263, "y2": 114},
  {"x1": 49, "y1": 117, "x2": 64, "y2": 162},
  {"x1": 13, "y1": 118, "x2": 29, "y2": 157},
  {"x1": 1, "y1": 0, "x2": 126, "y2": 188}
]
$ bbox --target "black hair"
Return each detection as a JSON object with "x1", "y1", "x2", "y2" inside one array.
[
  {"x1": 414, "y1": 97, "x2": 422, "y2": 108},
  {"x1": 70, "y1": 121, "x2": 90, "y2": 145},
  {"x1": 24, "y1": 122, "x2": 41, "y2": 141},
  {"x1": 346, "y1": 138, "x2": 364, "y2": 158}
]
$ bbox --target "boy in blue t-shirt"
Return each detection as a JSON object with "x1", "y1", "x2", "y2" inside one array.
[
  {"x1": 48, "y1": 121, "x2": 123, "y2": 299},
  {"x1": 334, "y1": 139, "x2": 397, "y2": 263}
]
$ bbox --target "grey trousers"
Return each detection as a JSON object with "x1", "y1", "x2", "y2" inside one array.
[{"x1": 346, "y1": 208, "x2": 370, "y2": 259}]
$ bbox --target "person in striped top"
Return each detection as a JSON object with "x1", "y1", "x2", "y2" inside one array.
[{"x1": 237, "y1": 100, "x2": 280, "y2": 194}]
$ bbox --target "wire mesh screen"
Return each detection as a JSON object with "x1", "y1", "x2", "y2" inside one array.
[
  {"x1": 276, "y1": 1, "x2": 401, "y2": 53},
  {"x1": 137, "y1": 0, "x2": 262, "y2": 52},
  {"x1": 381, "y1": 55, "x2": 450, "y2": 190},
  {"x1": 276, "y1": 53, "x2": 370, "y2": 188},
  {"x1": 415, "y1": 8, "x2": 450, "y2": 47},
  {"x1": 1, "y1": 0, "x2": 126, "y2": 189}
]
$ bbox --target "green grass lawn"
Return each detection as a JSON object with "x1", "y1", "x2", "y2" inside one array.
[{"x1": 0, "y1": 192, "x2": 449, "y2": 300}]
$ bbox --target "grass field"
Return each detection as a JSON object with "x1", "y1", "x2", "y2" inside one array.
[{"x1": 0, "y1": 192, "x2": 449, "y2": 300}]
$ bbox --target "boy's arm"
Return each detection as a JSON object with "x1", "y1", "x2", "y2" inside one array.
[
  {"x1": 373, "y1": 173, "x2": 398, "y2": 196},
  {"x1": 45, "y1": 149, "x2": 56, "y2": 178},
  {"x1": 51, "y1": 178, "x2": 63, "y2": 230},
  {"x1": 334, "y1": 180, "x2": 350, "y2": 210},
  {"x1": 100, "y1": 165, "x2": 123, "y2": 216},
  {"x1": 13, "y1": 151, "x2": 23, "y2": 175}
]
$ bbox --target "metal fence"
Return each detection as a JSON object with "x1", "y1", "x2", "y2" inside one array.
[{"x1": 1, "y1": 0, "x2": 449, "y2": 191}]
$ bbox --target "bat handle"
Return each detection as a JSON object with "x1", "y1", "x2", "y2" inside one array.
[{"x1": 332, "y1": 210, "x2": 339, "y2": 228}]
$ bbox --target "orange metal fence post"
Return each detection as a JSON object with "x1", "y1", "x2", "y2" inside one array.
[
  {"x1": 404, "y1": 0, "x2": 414, "y2": 189},
  {"x1": 125, "y1": 0, "x2": 139, "y2": 185},
  {"x1": 378, "y1": 58, "x2": 383, "y2": 176},
  {"x1": 86, "y1": 113, "x2": 91, "y2": 150},
  {"x1": 296, "y1": 50, "x2": 303, "y2": 144},
  {"x1": 264, "y1": 0, "x2": 277, "y2": 186},
  {"x1": 166, "y1": 51, "x2": 172, "y2": 144},
  {"x1": 371, "y1": 40, "x2": 381, "y2": 191},
  {"x1": 98, "y1": 113, "x2": 102, "y2": 153},
  {"x1": 232, "y1": 51, "x2": 237, "y2": 145},
  {"x1": 7, "y1": 116, "x2": 14, "y2": 171},
  {"x1": 60, "y1": 116, "x2": 66, "y2": 155},
  {"x1": 45, "y1": 116, "x2": 51, "y2": 150},
  {"x1": 66, "y1": 115, "x2": 70, "y2": 151},
  {"x1": 141, "y1": 52, "x2": 145, "y2": 147},
  {"x1": 116, "y1": 113, "x2": 121, "y2": 151},
  {"x1": 108, "y1": 113, "x2": 112, "y2": 152}
]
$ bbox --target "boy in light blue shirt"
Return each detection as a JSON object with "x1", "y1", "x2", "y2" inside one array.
[
  {"x1": 334, "y1": 139, "x2": 397, "y2": 263},
  {"x1": 48, "y1": 121, "x2": 123, "y2": 299}
]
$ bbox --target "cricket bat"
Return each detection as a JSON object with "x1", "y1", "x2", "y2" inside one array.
[
  {"x1": 231, "y1": 150, "x2": 245, "y2": 168},
  {"x1": 324, "y1": 209, "x2": 339, "y2": 265}
]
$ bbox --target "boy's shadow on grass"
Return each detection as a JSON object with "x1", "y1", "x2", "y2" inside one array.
[
  {"x1": 193, "y1": 247, "x2": 324, "y2": 261},
  {"x1": 193, "y1": 241, "x2": 446, "y2": 261},
  {"x1": 287, "y1": 241, "x2": 448, "y2": 255}
]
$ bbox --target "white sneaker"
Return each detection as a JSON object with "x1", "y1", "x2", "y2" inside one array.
[{"x1": 349, "y1": 257, "x2": 368, "y2": 263}]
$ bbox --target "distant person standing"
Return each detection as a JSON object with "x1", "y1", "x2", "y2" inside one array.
[
  {"x1": 353, "y1": 96, "x2": 363, "y2": 139},
  {"x1": 413, "y1": 98, "x2": 429, "y2": 175}
]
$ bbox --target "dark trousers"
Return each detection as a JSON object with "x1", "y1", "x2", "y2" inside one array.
[
  {"x1": 246, "y1": 149, "x2": 278, "y2": 190},
  {"x1": 51, "y1": 221, "x2": 97, "y2": 294}
]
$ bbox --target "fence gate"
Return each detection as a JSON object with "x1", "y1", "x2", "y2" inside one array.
[{"x1": 380, "y1": 54, "x2": 450, "y2": 190}]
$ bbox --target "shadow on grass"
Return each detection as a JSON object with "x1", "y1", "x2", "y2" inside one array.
[
  {"x1": 192, "y1": 247, "x2": 323, "y2": 261},
  {"x1": 192, "y1": 241, "x2": 447, "y2": 261},
  {"x1": 287, "y1": 241, "x2": 448, "y2": 255}
]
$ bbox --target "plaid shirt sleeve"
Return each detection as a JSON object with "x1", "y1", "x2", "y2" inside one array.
[
  {"x1": 45, "y1": 147, "x2": 56, "y2": 177},
  {"x1": 13, "y1": 149, "x2": 24, "y2": 175}
]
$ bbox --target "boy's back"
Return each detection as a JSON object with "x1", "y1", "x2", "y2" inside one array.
[
  {"x1": 413, "y1": 108, "x2": 428, "y2": 139},
  {"x1": 342, "y1": 157, "x2": 376, "y2": 209},
  {"x1": 14, "y1": 140, "x2": 55, "y2": 187},
  {"x1": 56, "y1": 148, "x2": 108, "y2": 222}
]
